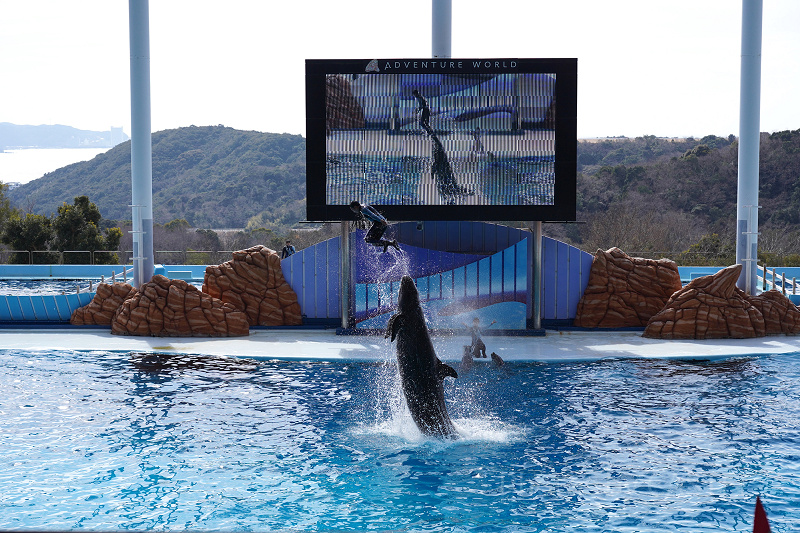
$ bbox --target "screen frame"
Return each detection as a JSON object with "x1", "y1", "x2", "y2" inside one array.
[{"x1": 306, "y1": 58, "x2": 577, "y2": 222}]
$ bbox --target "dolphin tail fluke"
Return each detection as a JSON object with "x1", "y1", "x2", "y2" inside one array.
[
  {"x1": 437, "y1": 359, "x2": 458, "y2": 380},
  {"x1": 753, "y1": 497, "x2": 771, "y2": 533}
]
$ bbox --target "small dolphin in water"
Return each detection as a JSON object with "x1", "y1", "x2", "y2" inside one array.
[
  {"x1": 386, "y1": 275, "x2": 459, "y2": 438},
  {"x1": 490, "y1": 352, "x2": 505, "y2": 367}
]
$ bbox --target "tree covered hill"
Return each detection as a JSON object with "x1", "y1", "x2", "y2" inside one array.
[
  {"x1": 7, "y1": 126, "x2": 800, "y2": 259},
  {"x1": 563, "y1": 130, "x2": 800, "y2": 259},
  {"x1": 7, "y1": 126, "x2": 306, "y2": 229}
]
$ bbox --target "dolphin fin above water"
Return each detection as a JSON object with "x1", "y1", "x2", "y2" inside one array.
[{"x1": 438, "y1": 360, "x2": 458, "y2": 379}]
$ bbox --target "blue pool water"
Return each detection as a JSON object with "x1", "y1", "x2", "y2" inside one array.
[
  {"x1": 0, "y1": 279, "x2": 97, "y2": 295},
  {"x1": 1, "y1": 348, "x2": 799, "y2": 531}
]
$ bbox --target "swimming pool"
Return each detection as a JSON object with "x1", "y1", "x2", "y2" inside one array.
[
  {"x1": 0, "y1": 279, "x2": 97, "y2": 296},
  {"x1": 0, "y1": 279, "x2": 204, "y2": 296},
  {"x1": 1, "y1": 347, "x2": 798, "y2": 531}
]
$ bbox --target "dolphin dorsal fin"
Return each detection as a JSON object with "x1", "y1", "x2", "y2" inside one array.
[
  {"x1": 385, "y1": 313, "x2": 403, "y2": 341},
  {"x1": 437, "y1": 359, "x2": 458, "y2": 380}
]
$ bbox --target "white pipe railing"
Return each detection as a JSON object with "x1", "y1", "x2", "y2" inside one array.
[{"x1": 75, "y1": 266, "x2": 136, "y2": 294}]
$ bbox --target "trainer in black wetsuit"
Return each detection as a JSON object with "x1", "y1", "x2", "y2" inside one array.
[{"x1": 349, "y1": 201, "x2": 400, "y2": 253}]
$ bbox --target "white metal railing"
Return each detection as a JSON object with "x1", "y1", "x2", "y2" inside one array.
[
  {"x1": 75, "y1": 266, "x2": 136, "y2": 294},
  {"x1": 758, "y1": 264, "x2": 798, "y2": 295}
]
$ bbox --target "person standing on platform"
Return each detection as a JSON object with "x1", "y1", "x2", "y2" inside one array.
[
  {"x1": 281, "y1": 240, "x2": 296, "y2": 259},
  {"x1": 464, "y1": 317, "x2": 497, "y2": 358}
]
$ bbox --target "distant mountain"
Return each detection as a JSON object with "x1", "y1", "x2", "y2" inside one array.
[
  {"x1": 0, "y1": 122, "x2": 128, "y2": 150},
  {"x1": 6, "y1": 125, "x2": 306, "y2": 229}
]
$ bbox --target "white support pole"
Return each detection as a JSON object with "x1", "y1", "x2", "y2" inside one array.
[
  {"x1": 432, "y1": 0, "x2": 452, "y2": 59},
  {"x1": 735, "y1": 0, "x2": 763, "y2": 294},
  {"x1": 129, "y1": 0, "x2": 154, "y2": 288}
]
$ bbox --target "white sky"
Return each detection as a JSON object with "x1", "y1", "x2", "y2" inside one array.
[{"x1": 1, "y1": 0, "x2": 798, "y2": 139}]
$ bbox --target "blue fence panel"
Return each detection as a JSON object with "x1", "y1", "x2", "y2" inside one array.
[
  {"x1": 325, "y1": 238, "x2": 341, "y2": 319},
  {"x1": 478, "y1": 257, "x2": 491, "y2": 296},
  {"x1": 503, "y1": 246, "x2": 516, "y2": 300},
  {"x1": 465, "y1": 263, "x2": 478, "y2": 298},
  {"x1": 491, "y1": 252, "x2": 504, "y2": 298},
  {"x1": 354, "y1": 283, "x2": 367, "y2": 317},
  {"x1": 541, "y1": 238, "x2": 557, "y2": 319},
  {"x1": 53, "y1": 295, "x2": 72, "y2": 320},
  {"x1": 444, "y1": 223, "x2": 460, "y2": 252},
  {"x1": 0, "y1": 297, "x2": 13, "y2": 321},
  {"x1": 493, "y1": 226, "x2": 508, "y2": 253},
  {"x1": 301, "y1": 245, "x2": 319, "y2": 318},
  {"x1": 567, "y1": 246, "x2": 591, "y2": 318},
  {"x1": 18, "y1": 297, "x2": 35, "y2": 320},
  {"x1": 440, "y1": 269, "x2": 453, "y2": 300},
  {"x1": 30, "y1": 297, "x2": 48, "y2": 320},
  {"x1": 555, "y1": 241, "x2": 571, "y2": 319},
  {"x1": 41, "y1": 296, "x2": 61, "y2": 320},
  {"x1": 516, "y1": 241, "x2": 528, "y2": 308},
  {"x1": 5, "y1": 297, "x2": 22, "y2": 321},
  {"x1": 313, "y1": 244, "x2": 328, "y2": 319},
  {"x1": 366, "y1": 283, "x2": 380, "y2": 312}
]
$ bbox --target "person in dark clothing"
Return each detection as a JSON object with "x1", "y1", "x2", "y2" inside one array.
[
  {"x1": 281, "y1": 240, "x2": 296, "y2": 259},
  {"x1": 349, "y1": 201, "x2": 400, "y2": 252},
  {"x1": 463, "y1": 317, "x2": 497, "y2": 358}
]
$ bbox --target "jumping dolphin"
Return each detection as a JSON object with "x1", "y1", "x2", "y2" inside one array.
[{"x1": 386, "y1": 275, "x2": 459, "y2": 438}]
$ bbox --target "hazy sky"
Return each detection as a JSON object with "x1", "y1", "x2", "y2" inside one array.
[{"x1": 2, "y1": 0, "x2": 798, "y2": 139}]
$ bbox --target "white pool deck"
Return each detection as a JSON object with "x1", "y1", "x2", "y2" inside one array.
[{"x1": 3, "y1": 327, "x2": 800, "y2": 363}]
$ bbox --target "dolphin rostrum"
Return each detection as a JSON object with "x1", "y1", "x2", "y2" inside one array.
[{"x1": 386, "y1": 275, "x2": 459, "y2": 438}]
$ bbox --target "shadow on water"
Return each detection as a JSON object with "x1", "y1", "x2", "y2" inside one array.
[{"x1": 128, "y1": 351, "x2": 260, "y2": 374}]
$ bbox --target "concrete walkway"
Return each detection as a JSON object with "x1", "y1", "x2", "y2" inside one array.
[{"x1": 2, "y1": 328, "x2": 800, "y2": 362}]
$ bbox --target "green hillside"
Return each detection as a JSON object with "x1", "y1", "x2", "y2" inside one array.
[
  {"x1": 558, "y1": 130, "x2": 800, "y2": 261},
  {"x1": 6, "y1": 126, "x2": 800, "y2": 263},
  {"x1": 7, "y1": 126, "x2": 306, "y2": 229}
]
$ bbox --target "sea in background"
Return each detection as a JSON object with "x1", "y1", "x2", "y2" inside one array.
[{"x1": 0, "y1": 147, "x2": 109, "y2": 186}]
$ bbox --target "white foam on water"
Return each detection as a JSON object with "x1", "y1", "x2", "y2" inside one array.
[{"x1": 451, "y1": 416, "x2": 526, "y2": 444}]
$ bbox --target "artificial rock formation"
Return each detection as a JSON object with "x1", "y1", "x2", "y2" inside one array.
[
  {"x1": 574, "y1": 247, "x2": 682, "y2": 328},
  {"x1": 111, "y1": 275, "x2": 249, "y2": 337},
  {"x1": 644, "y1": 264, "x2": 765, "y2": 339},
  {"x1": 71, "y1": 282, "x2": 137, "y2": 326},
  {"x1": 746, "y1": 289, "x2": 800, "y2": 335},
  {"x1": 203, "y1": 245, "x2": 302, "y2": 326}
]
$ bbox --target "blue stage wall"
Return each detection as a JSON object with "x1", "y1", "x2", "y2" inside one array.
[
  {"x1": 0, "y1": 222, "x2": 598, "y2": 327},
  {"x1": 279, "y1": 221, "x2": 595, "y2": 327}
]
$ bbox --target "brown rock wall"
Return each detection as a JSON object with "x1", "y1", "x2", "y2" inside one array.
[
  {"x1": 70, "y1": 283, "x2": 137, "y2": 326},
  {"x1": 111, "y1": 275, "x2": 249, "y2": 337},
  {"x1": 574, "y1": 247, "x2": 682, "y2": 328},
  {"x1": 203, "y1": 245, "x2": 302, "y2": 326},
  {"x1": 644, "y1": 264, "x2": 766, "y2": 339},
  {"x1": 746, "y1": 290, "x2": 800, "y2": 335}
]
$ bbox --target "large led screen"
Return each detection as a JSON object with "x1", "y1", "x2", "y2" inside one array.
[{"x1": 306, "y1": 58, "x2": 577, "y2": 221}]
